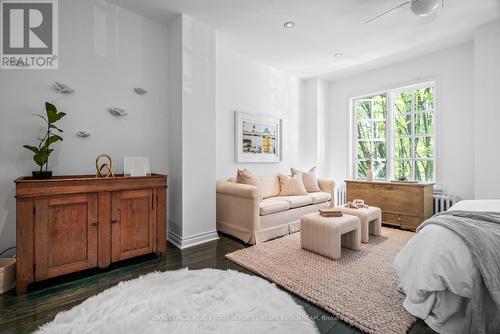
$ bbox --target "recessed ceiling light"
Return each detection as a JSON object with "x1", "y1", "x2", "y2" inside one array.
[
  {"x1": 283, "y1": 21, "x2": 295, "y2": 29},
  {"x1": 334, "y1": 53, "x2": 343, "y2": 58}
]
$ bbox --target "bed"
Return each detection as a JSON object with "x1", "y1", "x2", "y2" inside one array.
[{"x1": 394, "y1": 200, "x2": 500, "y2": 334}]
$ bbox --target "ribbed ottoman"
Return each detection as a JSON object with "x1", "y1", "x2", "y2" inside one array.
[
  {"x1": 334, "y1": 206, "x2": 382, "y2": 243},
  {"x1": 300, "y1": 213, "x2": 361, "y2": 260}
]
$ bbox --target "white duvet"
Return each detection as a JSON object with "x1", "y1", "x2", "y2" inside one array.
[{"x1": 394, "y1": 200, "x2": 500, "y2": 334}]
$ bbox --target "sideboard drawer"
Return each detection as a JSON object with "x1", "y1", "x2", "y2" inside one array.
[{"x1": 383, "y1": 212, "x2": 421, "y2": 230}]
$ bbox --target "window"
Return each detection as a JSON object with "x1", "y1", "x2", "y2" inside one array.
[{"x1": 352, "y1": 84, "x2": 435, "y2": 182}]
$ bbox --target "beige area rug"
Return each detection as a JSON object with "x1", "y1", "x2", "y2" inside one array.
[{"x1": 226, "y1": 227, "x2": 416, "y2": 334}]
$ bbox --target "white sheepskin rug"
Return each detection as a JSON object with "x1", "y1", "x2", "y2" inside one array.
[{"x1": 35, "y1": 268, "x2": 318, "y2": 334}]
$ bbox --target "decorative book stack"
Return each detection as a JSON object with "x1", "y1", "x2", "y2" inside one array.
[{"x1": 319, "y1": 208, "x2": 343, "y2": 217}]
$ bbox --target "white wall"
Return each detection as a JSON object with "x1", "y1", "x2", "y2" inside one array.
[
  {"x1": 301, "y1": 80, "x2": 320, "y2": 171},
  {"x1": 0, "y1": 0, "x2": 169, "y2": 252},
  {"x1": 167, "y1": 15, "x2": 183, "y2": 237},
  {"x1": 474, "y1": 20, "x2": 500, "y2": 199},
  {"x1": 167, "y1": 15, "x2": 217, "y2": 248},
  {"x1": 216, "y1": 35, "x2": 304, "y2": 180},
  {"x1": 327, "y1": 43, "x2": 475, "y2": 199},
  {"x1": 180, "y1": 16, "x2": 217, "y2": 245},
  {"x1": 302, "y1": 78, "x2": 329, "y2": 177}
]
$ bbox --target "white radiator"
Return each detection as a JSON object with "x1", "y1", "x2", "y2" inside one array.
[
  {"x1": 433, "y1": 194, "x2": 459, "y2": 214},
  {"x1": 335, "y1": 185, "x2": 347, "y2": 206}
]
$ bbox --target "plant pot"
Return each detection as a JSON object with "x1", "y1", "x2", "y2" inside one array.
[{"x1": 32, "y1": 171, "x2": 53, "y2": 179}]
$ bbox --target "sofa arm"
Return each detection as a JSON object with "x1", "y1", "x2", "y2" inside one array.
[
  {"x1": 318, "y1": 178, "x2": 335, "y2": 205},
  {"x1": 216, "y1": 181, "x2": 260, "y2": 199},
  {"x1": 216, "y1": 181, "x2": 260, "y2": 244}
]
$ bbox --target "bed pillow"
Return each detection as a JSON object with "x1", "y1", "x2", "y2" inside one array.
[
  {"x1": 236, "y1": 169, "x2": 262, "y2": 199},
  {"x1": 278, "y1": 173, "x2": 308, "y2": 196},
  {"x1": 291, "y1": 167, "x2": 320, "y2": 192}
]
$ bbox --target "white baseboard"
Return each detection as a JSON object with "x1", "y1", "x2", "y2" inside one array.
[{"x1": 168, "y1": 230, "x2": 219, "y2": 249}]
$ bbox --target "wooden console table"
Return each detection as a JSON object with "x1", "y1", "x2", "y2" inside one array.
[
  {"x1": 345, "y1": 180, "x2": 433, "y2": 231},
  {"x1": 15, "y1": 174, "x2": 167, "y2": 294}
]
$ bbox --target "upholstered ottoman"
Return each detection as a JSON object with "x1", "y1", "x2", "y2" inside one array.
[
  {"x1": 300, "y1": 213, "x2": 361, "y2": 260},
  {"x1": 335, "y1": 206, "x2": 382, "y2": 243}
]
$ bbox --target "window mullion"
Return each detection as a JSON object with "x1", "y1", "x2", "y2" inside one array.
[
  {"x1": 353, "y1": 102, "x2": 358, "y2": 179},
  {"x1": 411, "y1": 90, "x2": 416, "y2": 181},
  {"x1": 387, "y1": 92, "x2": 393, "y2": 181}
]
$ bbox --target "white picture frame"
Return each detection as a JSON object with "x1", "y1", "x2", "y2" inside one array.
[
  {"x1": 235, "y1": 111, "x2": 282, "y2": 163},
  {"x1": 123, "y1": 157, "x2": 151, "y2": 176}
]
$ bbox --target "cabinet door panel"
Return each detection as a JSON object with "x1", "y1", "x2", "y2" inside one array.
[
  {"x1": 111, "y1": 190, "x2": 154, "y2": 262},
  {"x1": 35, "y1": 194, "x2": 97, "y2": 280}
]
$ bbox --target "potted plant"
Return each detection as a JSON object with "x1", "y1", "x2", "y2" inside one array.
[{"x1": 23, "y1": 102, "x2": 66, "y2": 179}]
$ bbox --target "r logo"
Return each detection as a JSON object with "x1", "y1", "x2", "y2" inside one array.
[{"x1": 2, "y1": 2, "x2": 53, "y2": 54}]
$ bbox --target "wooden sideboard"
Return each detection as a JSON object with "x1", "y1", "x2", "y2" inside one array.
[
  {"x1": 345, "y1": 180, "x2": 433, "y2": 231},
  {"x1": 15, "y1": 174, "x2": 167, "y2": 294}
]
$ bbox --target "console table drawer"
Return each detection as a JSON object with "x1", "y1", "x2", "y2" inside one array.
[{"x1": 383, "y1": 212, "x2": 421, "y2": 230}]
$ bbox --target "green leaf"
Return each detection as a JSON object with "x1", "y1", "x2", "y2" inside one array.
[
  {"x1": 51, "y1": 112, "x2": 66, "y2": 123},
  {"x1": 45, "y1": 102, "x2": 58, "y2": 123},
  {"x1": 23, "y1": 145, "x2": 40, "y2": 154},
  {"x1": 45, "y1": 134, "x2": 63, "y2": 147},
  {"x1": 33, "y1": 151, "x2": 48, "y2": 167},
  {"x1": 45, "y1": 103, "x2": 66, "y2": 123},
  {"x1": 49, "y1": 124, "x2": 63, "y2": 133},
  {"x1": 52, "y1": 112, "x2": 66, "y2": 123}
]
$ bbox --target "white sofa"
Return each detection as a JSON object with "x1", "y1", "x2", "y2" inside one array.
[{"x1": 216, "y1": 175, "x2": 335, "y2": 244}]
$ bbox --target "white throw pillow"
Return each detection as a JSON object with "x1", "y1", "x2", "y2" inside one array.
[
  {"x1": 236, "y1": 169, "x2": 262, "y2": 199},
  {"x1": 278, "y1": 173, "x2": 308, "y2": 196},
  {"x1": 291, "y1": 167, "x2": 320, "y2": 192}
]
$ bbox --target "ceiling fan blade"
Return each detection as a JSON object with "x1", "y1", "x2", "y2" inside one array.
[
  {"x1": 365, "y1": 1, "x2": 410, "y2": 24},
  {"x1": 419, "y1": 10, "x2": 439, "y2": 23}
]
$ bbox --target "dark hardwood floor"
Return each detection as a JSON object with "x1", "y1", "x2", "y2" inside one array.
[{"x1": 0, "y1": 234, "x2": 435, "y2": 334}]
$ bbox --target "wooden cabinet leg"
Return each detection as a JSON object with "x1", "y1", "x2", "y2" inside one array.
[{"x1": 16, "y1": 281, "x2": 28, "y2": 295}]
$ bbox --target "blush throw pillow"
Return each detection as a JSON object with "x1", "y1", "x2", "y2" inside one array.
[
  {"x1": 236, "y1": 169, "x2": 262, "y2": 198},
  {"x1": 291, "y1": 167, "x2": 320, "y2": 192},
  {"x1": 278, "y1": 173, "x2": 308, "y2": 196}
]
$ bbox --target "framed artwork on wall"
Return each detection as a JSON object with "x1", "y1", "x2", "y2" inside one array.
[{"x1": 234, "y1": 111, "x2": 282, "y2": 163}]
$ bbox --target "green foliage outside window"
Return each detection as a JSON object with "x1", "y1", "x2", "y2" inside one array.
[{"x1": 354, "y1": 86, "x2": 434, "y2": 182}]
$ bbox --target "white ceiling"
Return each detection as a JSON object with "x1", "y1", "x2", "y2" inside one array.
[{"x1": 109, "y1": 0, "x2": 500, "y2": 80}]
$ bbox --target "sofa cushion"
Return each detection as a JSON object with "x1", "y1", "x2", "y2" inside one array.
[
  {"x1": 259, "y1": 176, "x2": 280, "y2": 199},
  {"x1": 259, "y1": 198, "x2": 290, "y2": 216},
  {"x1": 308, "y1": 192, "x2": 330, "y2": 204},
  {"x1": 271, "y1": 196, "x2": 313, "y2": 209},
  {"x1": 291, "y1": 167, "x2": 321, "y2": 192}
]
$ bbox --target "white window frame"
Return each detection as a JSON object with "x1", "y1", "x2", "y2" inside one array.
[
  {"x1": 351, "y1": 82, "x2": 436, "y2": 182},
  {"x1": 352, "y1": 94, "x2": 389, "y2": 181}
]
